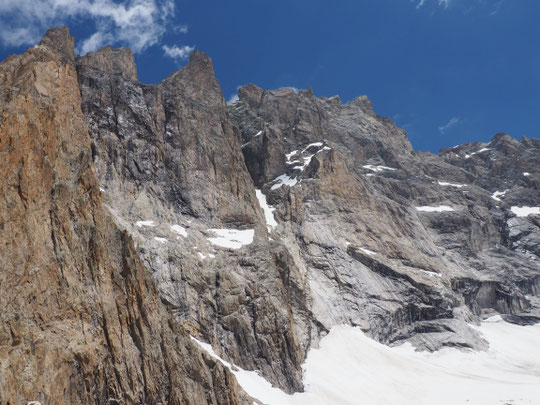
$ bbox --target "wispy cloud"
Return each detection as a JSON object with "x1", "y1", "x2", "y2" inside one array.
[
  {"x1": 438, "y1": 117, "x2": 460, "y2": 134},
  {"x1": 0, "y1": 0, "x2": 179, "y2": 54},
  {"x1": 415, "y1": 0, "x2": 504, "y2": 14},
  {"x1": 281, "y1": 86, "x2": 300, "y2": 93},
  {"x1": 162, "y1": 44, "x2": 195, "y2": 62},
  {"x1": 416, "y1": 0, "x2": 452, "y2": 9},
  {"x1": 176, "y1": 25, "x2": 189, "y2": 34},
  {"x1": 227, "y1": 94, "x2": 239, "y2": 104},
  {"x1": 227, "y1": 84, "x2": 245, "y2": 104},
  {"x1": 490, "y1": 0, "x2": 505, "y2": 16}
]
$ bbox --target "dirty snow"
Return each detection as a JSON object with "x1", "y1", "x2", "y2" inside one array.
[
  {"x1": 363, "y1": 165, "x2": 397, "y2": 172},
  {"x1": 170, "y1": 224, "x2": 188, "y2": 237},
  {"x1": 207, "y1": 228, "x2": 255, "y2": 249},
  {"x1": 416, "y1": 206, "x2": 455, "y2": 212},
  {"x1": 437, "y1": 181, "x2": 466, "y2": 188},
  {"x1": 255, "y1": 190, "x2": 278, "y2": 231},
  {"x1": 192, "y1": 318, "x2": 540, "y2": 405},
  {"x1": 136, "y1": 220, "x2": 155, "y2": 227},
  {"x1": 511, "y1": 206, "x2": 540, "y2": 217},
  {"x1": 491, "y1": 190, "x2": 508, "y2": 202},
  {"x1": 270, "y1": 174, "x2": 298, "y2": 190}
]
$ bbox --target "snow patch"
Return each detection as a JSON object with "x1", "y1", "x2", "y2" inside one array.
[
  {"x1": 255, "y1": 190, "x2": 278, "y2": 231},
  {"x1": 359, "y1": 247, "x2": 376, "y2": 256},
  {"x1": 416, "y1": 206, "x2": 455, "y2": 212},
  {"x1": 363, "y1": 165, "x2": 397, "y2": 172},
  {"x1": 465, "y1": 147, "x2": 492, "y2": 159},
  {"x1": 207, "y1": 228, "x2": 255, "y2": 249},
  {"x1": 154, "y1": 237, "x2": 167, "y2": 243},
  {"x1": 302, "y1": 142, "x2": 324, "y2": 151},
  {"x1": 511, "y1": 206, "x2": 540, "y2": 217},
  {"x1": 285, "y1": 150, "x2": 299, "y2": 162},
  {"x1": 491, "y1": 190, "x2": 508, "y2": 202},
  {"x1": 270, "y1": 174, "x2": 298, "y2": 190},
  {"x1": 437, "y1": 181, "x2": 465, "y2": 188},
  {"x1": 523, "y1": 172, "x2": 530, "y2": 176},
  {"x1": 171, "y1": 224, "x2": 188, "y2": 237},
  {"x1": 136, "y1": 220, "x2": 155, "y2": 227}
]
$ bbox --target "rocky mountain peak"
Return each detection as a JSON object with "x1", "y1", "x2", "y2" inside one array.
[
  {"x1": 37, "y1": 26, "x2": 74, "y2": 61},
  {"x1": 348, "y1": 94, "x2": 376, "y2": 116},
  {"x1": 76, "y1": 45, "x2": 137, "y2": 81},
  {"x1": 238, "y1": 83, "x2": 264, "y2": 106}
]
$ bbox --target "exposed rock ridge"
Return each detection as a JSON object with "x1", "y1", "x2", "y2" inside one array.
[{"x1": 0, "y1": 27, "x2": 250, "y2": 404}]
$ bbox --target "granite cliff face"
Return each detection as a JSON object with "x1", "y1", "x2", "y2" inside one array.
[
  {"x1": 0, "y1": 27, "x2": 250, "y2": 405},
  {"x1": 1, "y1": 26, "x2": 539, "y2": 403}
]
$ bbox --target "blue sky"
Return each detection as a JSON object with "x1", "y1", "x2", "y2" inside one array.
[{"x1": 1, "y1": 0, "x2": 539, "y2": 152}]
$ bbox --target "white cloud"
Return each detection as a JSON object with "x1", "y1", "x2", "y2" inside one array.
[
  {"x1": 162, "y1": 44, "x2": 194, "y2": 62},
  {"x1": 0, "y1": 0, "x2": 177, "y2": 54},
  {"x1": 438, "y1": 117, "x2": 460, "y2": 134},
  {"x1": 227, "y1": 94, "x2": 239, "y2": 104},
  {"x1": 281, "y1": 86, "x2": 299, "y2": 93}
]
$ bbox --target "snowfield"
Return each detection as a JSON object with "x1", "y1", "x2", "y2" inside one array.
[
  {"x1": 207, "y1": 228, "x2": 254, "y2": 249},
  {"x1": 193, "y1": 318, "x2": 540, "y2": 405},
  {"x1": 511, "y1": 206, "x2": 540, "y2": 217}
]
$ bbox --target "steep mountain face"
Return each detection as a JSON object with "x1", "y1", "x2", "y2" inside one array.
[
  {"x1": 229, "y1": 85, "x2": 540, "y2": 345},
  {"x1": 1, "y1": 26, "x2": 540, "y2": 403},
  {"x1": 0, "y1": 27, "x2": 250, "y2": 404},
  {"x1": 76, "y1": 46, "x2": 308, "y2": 393}
]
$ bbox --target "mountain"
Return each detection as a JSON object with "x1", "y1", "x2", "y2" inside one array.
[{"x1": 1, "y1": 27, "x2": 539, "y2": 404}]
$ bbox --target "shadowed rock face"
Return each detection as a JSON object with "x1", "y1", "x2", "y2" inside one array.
[
  {"x1": 2, "y1": 25, "x2": 540, "y2": 402},
  {"x1": 0, "y1": 27, "x2": 251, "y2": 405}
]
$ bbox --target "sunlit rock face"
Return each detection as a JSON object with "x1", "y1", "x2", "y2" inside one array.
[
  {"x1": 0, "y1": 27, "x2": 250, "y2": 405},
  {"x1": 1, "y1": 25, "x2": 539, "y2": 404}
]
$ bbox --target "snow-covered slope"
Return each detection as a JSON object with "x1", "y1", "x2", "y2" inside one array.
[{"x1": 195, "y1": 317, "x2": 540, "y2": 405}]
